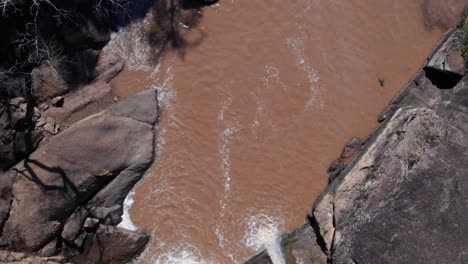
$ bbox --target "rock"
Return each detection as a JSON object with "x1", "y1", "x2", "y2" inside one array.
[
  {"x1": 32, "y1": 63, "x2": 69, "y2": 100},
  {"x1": 36, "y1": 117, "x2": 47, "y2": 128},
  {"x1": 245, "y1": 251, "x2": 273, "y2": 264},
  {"x1": 38, "y1": 238, "x2": 58, "y2": 257},
  {"x1": 0, "y1": 89, "x2": 158, "y2": 252},
  {"x1": 327, "y1": 159, "x2": 345, "y2": 183},
  {"x1": 61, "y1": 206, "x2": 88, "y2": 243},
  {"x1": 38, "y1": 103, "x2": 49, "y2": 112},
  {"x1": 83, "y1": 217, "x2": 100, "y2": 231},
  {"x1": 14, "y1": 131, "x2": 44, "y2": 159},
  {"x1": 33, "y1": 107, "x2": 41, "y2": 119},
  {"x1": 51, "y1": 96, "x2": 64, "y2": 108},
  {"x1": 43, "y1": 117, "x2": 59, "y2": 135},
  {"x1": 74, "y1": 232, "x2": 87, "y2": 248},
  {"x1": 0, "y1": 104, "x2": 15, "y2": 170},
  {"x1": 246, "y1": 223, "x2": 327, "y2": 264},
  {"x1": 0, "y1": 250, "x2": 65, "y2": 263},
  {"x1": 282, "y1": 224, "x2": 327, "y2": 264},
  {"x1": 8, "y1": 97, "x2": 26, "y2": 106},
  {"x1": 44, "y1": 57, "x2": 124, "y2": 127},
  {"x1": 0, "y1": 171, "x2": 14, "y2": 230},
  {"x1": 341, "y1": 137, "x2": 364, "y2": 159},
  {"x1": 71, "y1": 225, "x2": 149, "y2": 264},
  {"x1": 426, "y1": 29, "x2": 465, "y2": 76},
  {"x1": 10, "y1": 108, "x2": 26, "y2": 128}
]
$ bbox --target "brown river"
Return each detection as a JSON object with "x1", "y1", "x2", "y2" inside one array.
[{"x1": 102, "y1": 0, "x2": 463, "y2": 263}]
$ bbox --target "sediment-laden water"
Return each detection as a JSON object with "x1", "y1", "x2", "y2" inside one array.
[{"x1": 104, "y1": 0, "x2": 453, "y2": 262}]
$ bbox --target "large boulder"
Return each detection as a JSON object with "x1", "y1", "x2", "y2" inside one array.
[
  {"x1": 0, "y1": 89, "x2": 158, "y2": 253},
  {"x1": 71, "y1": 225, "x2": 149, "y2": 264}
]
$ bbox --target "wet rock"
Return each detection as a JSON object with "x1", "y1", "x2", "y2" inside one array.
[
  {"x1": 0, "y1": 89, "x2": 158, "y2": 252},
  {"x1": 72, "y1": 225, "x2": 149, "y2": 264}
]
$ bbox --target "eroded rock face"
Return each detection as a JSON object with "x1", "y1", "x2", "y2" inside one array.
[{"x1": 0, "y1": 89, "x2": 157, "y2": 260}]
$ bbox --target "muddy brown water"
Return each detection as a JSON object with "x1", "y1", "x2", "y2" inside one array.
[{"x1": 104, "y1": 0, "x2": 457, "y2": 263}]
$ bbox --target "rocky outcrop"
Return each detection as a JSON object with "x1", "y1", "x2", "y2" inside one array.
[
  {"x1": 43, "y1": 55, "x2": 124, "y2": 128},
  {"x1": 247, "y1": 7, "x2": 468, "y2": 264},
  {"x1": 0, "y1": 89, "x2": 158, "y2": 262},
  {"x1": 71, "y1": 225, "x2": 149, "y2": 264}
]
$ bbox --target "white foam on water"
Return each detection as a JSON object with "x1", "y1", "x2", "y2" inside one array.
[
  {"x1": 118, "y1": 66, "x2": 175, "y2": 237},
  {"x1": 244, "y1": 213, "x2": 286, "y2": 264},
  {"x1": 151, "y1": 66, "x2": 176, "y2": 154},
  {"x1": 218, "y1": 125, "x2": 239, "y2": 216},
  {"x1": 152, "y1": 245, "x2": 207, "y2": 264},
  {"x1": 103, "y1": 14, "x2": 155, "y2": 71},
  {"x1": 286, "y1": 37, "x2": 323, "y2": 110},
  {"x1": 251, "y1": 99, "x2": 264, "y2": 138},
  {"x1": 217, "y1": 94, "x2": 239, "y2": 216},
  {"x1": 118, "y1": 189, "x2": 138, "y2": 231},
  {"x1": 263, "y1": 65, "x2": 286, "y2": 91},
  {"x1": 142, "y1": 239, "x2": 211, "y2": 264}
]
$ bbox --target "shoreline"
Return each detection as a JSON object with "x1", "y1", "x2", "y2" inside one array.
[{"x1": 247, "y1": 8, "x2": 468, "y2": 263}]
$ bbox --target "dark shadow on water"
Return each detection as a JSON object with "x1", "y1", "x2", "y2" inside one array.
[
  {"x1": 116, "y1": 0, "x2": 157, "y2": 27},
  {"x1": 113, "y1": 0, "x2": 210, "y2": 63},
  {"x1": 181, "y1": 0, "x2": 219, "y2": 10},
  {"x1": 148, "y1": 0, "x2": 206, "y2": 61}
]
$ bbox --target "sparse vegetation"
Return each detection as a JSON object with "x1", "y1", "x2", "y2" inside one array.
[{"x1": 0, "y1": 0, "x2": 128, "y2": 99}]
